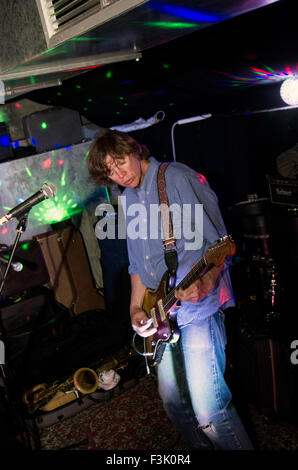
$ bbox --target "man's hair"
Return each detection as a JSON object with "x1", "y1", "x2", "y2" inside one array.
[{"x1": 87, "y1": 128, "x2": 150, "y2": 186}]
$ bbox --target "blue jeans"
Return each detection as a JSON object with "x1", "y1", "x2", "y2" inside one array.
[{"x1": 157, "y1": 310, "x2": 254, "y2": 450}]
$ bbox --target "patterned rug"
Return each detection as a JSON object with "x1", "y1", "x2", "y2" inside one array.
[
  {"x1": 37, "y1": 374, "x2": 298, "y2": 451},
  {"x1": 38, "y1": 374, "x2": 186, "y2": 451}
]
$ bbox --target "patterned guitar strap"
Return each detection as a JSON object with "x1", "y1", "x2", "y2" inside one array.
[{"x1": 157, "y1": 163, "x2": 178, "y2": 290}]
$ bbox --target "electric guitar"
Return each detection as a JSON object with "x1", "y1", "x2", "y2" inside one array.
[{"x1": 141, "y1": 235, "x2": 236, "y2": 366}]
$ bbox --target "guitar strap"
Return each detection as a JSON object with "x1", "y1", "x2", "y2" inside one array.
[{"x1": 157, "y1": 163, "x2": 178, "y2": 289}]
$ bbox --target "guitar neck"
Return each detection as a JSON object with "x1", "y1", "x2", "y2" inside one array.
[{"x1": 163, "y1": 256, "x2": 208, "y2": 312}]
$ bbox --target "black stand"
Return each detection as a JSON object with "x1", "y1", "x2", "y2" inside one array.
[{"x1": 0, "y1": 212, "x2": 33, "y2": 449}]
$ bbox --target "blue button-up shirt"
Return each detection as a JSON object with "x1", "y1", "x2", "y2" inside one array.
[{"x1": 121, "y1": 157, "x2": 235, "y2": 325}]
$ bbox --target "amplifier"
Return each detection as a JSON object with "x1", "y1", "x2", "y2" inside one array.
[
  {"x1": 268, "y1": 175, "x2": 298, "y2": 207},
  {"x1": 22, "y1": 107, "x2": 84, "y2": 153}
]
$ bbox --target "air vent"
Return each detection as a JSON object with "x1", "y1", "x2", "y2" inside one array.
[{"x1": 37, "y1": 0, "x2": 147, "y2": 47}]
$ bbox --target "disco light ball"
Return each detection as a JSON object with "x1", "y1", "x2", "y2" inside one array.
[{"x1": 280, "y1": 76, "x2": 298, "y2": 105}]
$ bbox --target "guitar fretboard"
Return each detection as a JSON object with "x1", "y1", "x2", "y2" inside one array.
[{"x1": 163, "y1": 257, "x2": 207, "y2": 313}]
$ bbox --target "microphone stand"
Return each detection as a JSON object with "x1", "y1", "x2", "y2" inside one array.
[{"x1": 0, "y1": 211, "x2": 33, "y2": 449}]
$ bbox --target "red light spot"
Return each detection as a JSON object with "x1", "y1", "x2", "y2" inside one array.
[
  {"x1": 198, "y1": 174, "x2": 207, "y2": 184},
  {"x1": 1, "y1": 228, "x2": 8, "y2": 235},
  {"x1": 43, "y1": 158, "x2": 52, "y2": 169},
  {"x1": 15, "y1": 103, "x2": 21, "y2": 108},
  {"x1": 58, "y1": 160, "x2": 64, "y2": 165},
  {"x1": 132, "y1": 91, "x2": 145, "y2": 98},
  {"x1": 244, "y1": 53, "x2": 257, "y2": 60}
]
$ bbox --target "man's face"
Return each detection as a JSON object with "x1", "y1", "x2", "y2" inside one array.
[{"x1": 105, "y1": 153, "x2": 143, "y2": 188}]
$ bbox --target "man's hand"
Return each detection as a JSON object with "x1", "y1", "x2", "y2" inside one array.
[
  {"x1": 131, "y1": 308, "x2": 157, "y2": 337},
  {"x1": 175, "y1": 265, "x2": 223, "y2": 304}
]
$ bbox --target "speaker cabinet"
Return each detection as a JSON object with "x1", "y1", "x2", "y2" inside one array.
[
  {"x1": 1, "y1": 240, "x2": 49, "y2": 297},
  {"x1": 35, "y1": 225, "x2": 105, "y2": 315},
  {"x1": 22, "y1": 107, "x2": 84, "y2": 153}
]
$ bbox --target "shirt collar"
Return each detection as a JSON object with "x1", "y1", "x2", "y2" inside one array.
[{"x1": 130, "y1": 156, "x2": 159, "y2": 195}]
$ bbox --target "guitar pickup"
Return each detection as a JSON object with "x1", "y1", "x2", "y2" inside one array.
[
  {"x1": 157, "y1": 299, "x2": 166, "y2": 322},
  {"x1": 150, "y1": 308, "x2": 159, "y2": 328}
]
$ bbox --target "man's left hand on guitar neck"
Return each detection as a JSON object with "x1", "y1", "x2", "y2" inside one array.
[{"x1": 175, "y1": 265, "x2": 223, "y2": 304}]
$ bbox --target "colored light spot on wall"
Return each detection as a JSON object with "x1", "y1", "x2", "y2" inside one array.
[
  {"x1": 25, "y1": 167, "x2": 33, "y2": 178},
  {"x1": 60, "y1": 168, "x2": 66, "y2": 186},
  {"x1": 76, "y1": 85, "x2": 81, "y2": 89},
  {"x1": 15, "y1": 103, "x2": 21, "y2": 108},
  {"x1": 21, "y1": 243, "x2": 30, "y2": 251},
  {"x1": 162, "y1": 64, "x2": 170, "y2": 69},
  {"x1": 1, "y1": 228, "x2": 8, "y2": 235},
  {"x1": 120, "y1": 80, "x2": 133, "y2": 85},
  {"x1": 148, "y1": 2, "x2": 223, "y2": 23},
  {"x1": 141, "y1": 21, "x2": 198, "y2": 29},
  {"x1": 106, "y1": 70, "x2": 112, "y2": 79},
  {"x1": 58, "y1": 160, "x2": 64, "y2": 165},
  {"x1": 43, "y1": 158, "x2": 52, "y2": 169},
  {"x1": 0, "y1": 135, "x2": 10, "y2": 147},
  {"x1": 88, "y1": 98, "x2": 93, "y2": 102},
  {"x1": 41, "y1": 122, "x2": 48, "y2": 129}
]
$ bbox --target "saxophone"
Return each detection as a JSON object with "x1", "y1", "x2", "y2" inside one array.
[{"x1": 23, "y1": 346, "x2": 134, "y2": 413}]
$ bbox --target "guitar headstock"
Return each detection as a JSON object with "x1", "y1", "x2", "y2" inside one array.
[{"x1": 205, "y1": 235, "x2": 236, "y2": 267}]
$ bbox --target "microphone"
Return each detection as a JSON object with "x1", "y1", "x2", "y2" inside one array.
[
  {"x1": 0, "y1": 183, "x2": 57, "y2": 226},
  {"x1": 0, "y1": 255, "x2": 23, "y2": 272}
]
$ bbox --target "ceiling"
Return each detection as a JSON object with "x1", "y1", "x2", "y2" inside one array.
[{"x1": 6, "y1": 0, "x2": 298, "y2": 127}]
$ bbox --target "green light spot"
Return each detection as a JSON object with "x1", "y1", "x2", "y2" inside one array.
[
  {"x1": 141, "y1": 21, "x2": 198, "y2": 29},
  {"x1": 60, "y1": 168, "x2": 66, "y2": 186},
  {"x1": 162, "y1": 64, "x2": 170, "y2": 69},
  {"x1": 106, "y1": 70, "x2": 112, "y2": 79},
  {"x1": 67, "y1": 199, "x2": 72, "y2": 204},
  {"x1": 88, "y1": 98, "x2": 93, "y2": 102},
  {"x1": 83, "y1": 107, "x2": 88, "y2": 111},
  {"x1": 72, "y1": 204, "x2": 78, "y2": 208},
  {"x1": 76, "y1": 85, "x2": 81, "y2": 89},
  {"x1": 25, "y1": 167, "x2": 32, "y2": 178},
  {"x1": 119, "y1": 97, "x2": 124, "y2": 100},
  {"x1": 57, "y1": 92, "x2": 62, "y2": 96},
  {"x1": 169, "y1": 102, "x2": 175, "y2": 106},
  {"x1": 22, "y1": 243, "x2": 30, "y2": 251},
  {"x1": 84, "y1": 149, "x2": 89, "y2": 161},
  {"x1": 30, "y1": 76, "x2": 36, "y2": 84},
  {"x1": 116, "y1": 111, "x2": 120, "y2": 115},
  {"x1": 41, "y1": 122, "x2": 48, "y2": 129}
]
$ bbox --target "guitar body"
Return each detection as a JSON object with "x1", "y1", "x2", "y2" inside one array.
[
  {"x1": 143, "y1": 271, "x2": 180, "y2": 365},
  {"x1": 137, "y1": 236, "x2": 236, "y2": 366}
]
